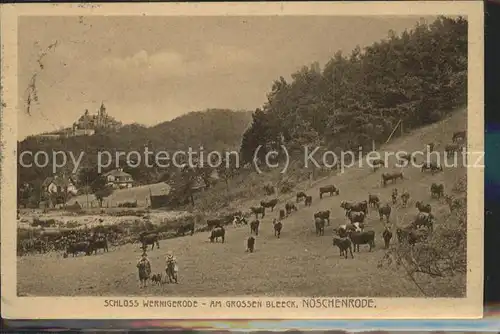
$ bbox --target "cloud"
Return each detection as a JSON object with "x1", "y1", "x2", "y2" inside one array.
[
  {"x1": 99, "y1": 44, "x2": 259, "y2": 79},
  {"x1": 101, "y1": 49, "x2": 185, "y2": 74}
]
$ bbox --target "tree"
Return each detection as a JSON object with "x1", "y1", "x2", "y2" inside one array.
[
  {"x1": 167, "y1": 165, "x2": 198, "y2": 207},
  {"x1": 18, "y1": 182, "x2": 35, "y2": 208},
  {"x1": 217, "y1": 152, "x2": 239, "y2": 193},
  {"x1": 90, "y1": 175, "x2": 114, "y2": 207}
]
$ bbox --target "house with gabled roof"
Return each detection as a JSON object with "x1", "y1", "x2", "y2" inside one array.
[
  {"x1": 103, "y1": 168, "x2": 134, "y2": 189},
  {"x1": 42, "y1": 174, "x2": 79, "y2": 196},
  {"x1": 41, "y1": 174, "x2": 79, "y2": 207}
]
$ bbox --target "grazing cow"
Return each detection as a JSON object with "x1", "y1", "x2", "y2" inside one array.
[
  {"x1": 151, "y1": 273, "x2": 162, "y2": 286},
  {"x1": 246, "y1": 236, "x2": 256, "y2": 253},
  {"x1": 232, "y1": 216, "x2": 245, "y2": 227},
  {"x1": 250, "y1": 220, "x2": 260, "y2": 236},
  {"x1": 453, "y1": 130, "x2": 467, "y2": 143},
  {"x1": 177, "y1": 221, "x2": 195, "y2": 236},
  {"x1": 430, "y1": 183, "x2": 444, "y2": 199},
  {"x1": 207, "y1": 218, "x2": 224, "y2": 230},
  {"x1": 272, "y1": 219, "x2": 283, "y2": 238},
  {"x1": 421, "y1": 161, "x2": 443, "y2": 174},
  {"x1": 382, "y1": 172, "x2": 404, "y2": 186},
  {"x1": 315, "y1": 217, "x2": 325, "y2": 236},
  {"x1": 368, "y1": 194, "x2": 380, "y2": 208},
  {"x1": 139, "y1": 232, "x2": 160, "y2": 250},
  {"x1": 351, "y1": 222, "x2": 364, "y2": 232},
  {"x1": 398, "y1": 153, "x2": 415, "y2": 165},
  {"x1": 335, "y1": 225, "x2": 348, "y2": 238},
  {"x1": 382, "y1": 227, "x2": 393, "y2": 249},
  {"x1": 340, "y1": 201, "x2": 367, "y2": 215},
  {"x1": 415, "y1": 201, "x2": 432, "y2": 213},
  {"x1": 445, "y1": 143, "x2": 461, "y2": 157},
  {"x1": 261, "y1": 199, "x2": 278, "y2": 212},
  {"x1": 391, "y1": 188, "x2": 398, "y2": 204},
  {"x1": 397, "y1": 227, "x2": 427, "y2": 245},
  {"x1": 296, "y1": 192, "x2": 307, "y2": 203},
  {"x1": 279, "y1": 209, "x2": 286, "y2": 220},
  {"x1": 348, "y1": 230, "x2": 376, "y2": 252},
  {"x1": 209, "y1": 226, "x2": 225, "y2": 243},
  {"x1": 285, "y1": 202, "x2": 297, "y2": 216},
  {"x1": 401, "y1": 191, "x2": 410, "y2": 207},
  {"x1": 372, "y1": 158, "x2": 385, "y2": 172},
  {"x1": 319, "y1": 185, "x2": 340, "y2": 199},
  {"x1": 66, "y1": 241, "x2": 91, "y2": 257},
  {"x1": 411, "y1": 212, "x2": 434, "y2": 232},
  {"x1": 250, "y1": 206, "x2": 265, "y2": 219},
  {"x1": 88, "y1": 237, "x2": 108, "y2": 255},
  {"x1": 340, "y1": 201, "x2": 355, "y2": 215},
  {"x1": 347, "y1": 210, "x2": 365, "y2": 224},
  {"x1": 332, "y1": 237, "x2": 354, "y2": 259},
  {"x1": 314, "y1": 210, "x2": 331, "y2": 225},
  {"x1": 396, "y1": 227, "x2": 410, "y2": 244},
  {"x1": 304, "y1": 196, "x2": 313, "y2": 206},
  {"x1": 378, "y1": 203, "x2": 391, "y2": 223}
]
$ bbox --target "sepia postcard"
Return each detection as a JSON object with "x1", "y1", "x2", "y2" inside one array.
[{"x1": 1, "y1": 1, "x2": 484, "y2": 320}]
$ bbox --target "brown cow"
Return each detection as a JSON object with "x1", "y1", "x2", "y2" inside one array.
[
  {"x1": 314, "y1": 217, "x2": 325, "y2": 236},
  {"x1": 382, "y1": 172, "x2": 403, "y2": 187},
  {"x1": 319, "y1": 185, "x2": 340, "y2": 198},
  {"x1": 332, "y1": 237, "x2": 354, "y2": 259}
]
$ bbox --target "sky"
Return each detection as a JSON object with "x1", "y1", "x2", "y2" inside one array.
[{"x1": 17, "y1": 15, "x2": 436, "y2": 140}]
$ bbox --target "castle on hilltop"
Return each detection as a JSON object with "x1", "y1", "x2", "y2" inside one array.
[
  {"x1": 31, "y1": 102, "x2": 122, "y2": 140},
  {"x1": 72, "y1": 102, "x2": 122, "y2": 135}
]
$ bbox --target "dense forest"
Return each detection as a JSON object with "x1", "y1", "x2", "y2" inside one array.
[{"x1": 240, "y1": 16, "x2": 467, "y2": 164}]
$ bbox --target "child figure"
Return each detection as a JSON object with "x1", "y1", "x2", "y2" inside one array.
[
  {"x1": 165, "y1": 251, "x2": 178, "y2": 283},
  {"x1": 137, "y1": 252, "x2": 151, "y2": 288}
]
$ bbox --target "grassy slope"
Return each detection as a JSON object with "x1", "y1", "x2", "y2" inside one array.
[{"x1": 17, "y1": 109, "x2": 467, "y2": 297}]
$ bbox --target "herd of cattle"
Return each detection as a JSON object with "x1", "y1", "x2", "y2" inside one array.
[{"x1": 18, "y1": 131, "x2": 467, "y2": 263}]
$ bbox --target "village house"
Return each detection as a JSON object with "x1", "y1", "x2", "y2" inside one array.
[
  {"x1": 103, "y1": 168, "x2": 134, "y2": 189},
  {"x1": 42, "y1": 174, "x2": 79, "y2": 196},
  {"x1": 40, "y1": 174, "x2": 79, "y2": 208}
]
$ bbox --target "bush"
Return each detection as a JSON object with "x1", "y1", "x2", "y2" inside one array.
[
  {"x1": 452, "y1": 176, "x2": 467, "y2": 193},
  {"x1": 378, "y1": 179, "x2": 467, "y2": 297},
  {"x1": 109, "y1": 209, "x2": 148, "y2": 217},
  {"x1": 64, "y1": 221, "x2": 80, "y2": 229},
  {"x1": 31, "y1": 218, "x2": 57, "y2": 228},
  {"x1": 279, "y1": 179, "x2": 295, "y2": 194},
  {"x1": 118, "y1": 200, "x2": 138, "y2": 208}
]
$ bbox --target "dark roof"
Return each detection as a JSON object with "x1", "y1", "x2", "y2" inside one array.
[
  {"x1": 42, "y1": 175, "x2": 75, "y2": 188},
  {"x1": 103, "y1": 169, "x2": 133, "y2": 179}
]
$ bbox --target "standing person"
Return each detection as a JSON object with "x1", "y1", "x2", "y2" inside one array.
[
  {"x1": 165, "y1": 251, "x2": 178, "y2": 283},
  {"x1": 137, "y1": 252, "x2": 151, "y2": 288}
]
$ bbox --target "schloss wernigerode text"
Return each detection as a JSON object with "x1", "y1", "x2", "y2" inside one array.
[{"x1": 104, "y1": 298, "x2": 376, "y2": 309}]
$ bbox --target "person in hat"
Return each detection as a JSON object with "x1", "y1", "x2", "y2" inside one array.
[
  {"x1": 165, "y1": 251, "x2": 178, "y2": 283},
  {"x1": 136, "y1": 252, "x2": 151, "y2": 288}
]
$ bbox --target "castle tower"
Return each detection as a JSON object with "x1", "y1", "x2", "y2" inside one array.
[{"x1": 98, "y1": 102, "x2": 107, "y2": 127}]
